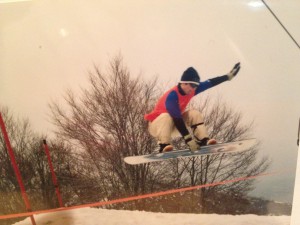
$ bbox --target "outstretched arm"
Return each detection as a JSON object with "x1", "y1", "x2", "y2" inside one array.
[{"x1": 195, "y1": 62, "x2": 241, "y2": 94}]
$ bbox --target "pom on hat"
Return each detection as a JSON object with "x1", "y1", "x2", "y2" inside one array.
[{"x1": 180, "y1": 67, "x2": 200, "y2": 85}]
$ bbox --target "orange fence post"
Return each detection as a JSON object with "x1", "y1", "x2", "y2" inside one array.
[
  {"x1": 42, "y1": 140, "x2": 64, "y2": 207},
  {"x1": 0, "y1": 112, "x2": 36, "y2": 225}
]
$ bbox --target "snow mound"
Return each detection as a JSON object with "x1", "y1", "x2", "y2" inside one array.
[{"x1": 13, "y1": 208, "x2": 290, "y2": 225}]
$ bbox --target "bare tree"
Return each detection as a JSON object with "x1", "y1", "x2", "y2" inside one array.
[{"x1": 50, "y1": 55, "x2": 162, "y2": 199}]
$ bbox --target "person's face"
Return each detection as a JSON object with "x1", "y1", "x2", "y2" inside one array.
[{"x1": 180, "y1": 83, "x2": 198, "y2": 95}]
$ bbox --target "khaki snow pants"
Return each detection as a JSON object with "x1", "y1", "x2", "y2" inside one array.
[{"x1": 148, "y1": 110, "x2": 209, "y2": 144}]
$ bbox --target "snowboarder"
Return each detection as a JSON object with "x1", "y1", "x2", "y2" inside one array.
[{"x1": 144, "y1": 63, "x2": 241, "y2": 153}]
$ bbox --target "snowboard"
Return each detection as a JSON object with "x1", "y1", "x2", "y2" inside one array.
[{"x1": 124, "y1": 139, "x2": 256, "y2": 165}]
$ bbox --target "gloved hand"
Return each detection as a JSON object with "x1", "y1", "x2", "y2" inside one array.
[
  {"x1": 227, "y1": 62, "x2": 241, "y2": 81},
  {"x1": 183, "y1": 134, "x2": 200, "y2": 152}
]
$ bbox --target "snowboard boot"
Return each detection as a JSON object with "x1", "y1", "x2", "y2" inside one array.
[
  {"x1": 159, "y1": 143, "x2": 173, "y2": 153},
  {"x1": 197, "y1": 137, "x2": 217, "y2": 146}
]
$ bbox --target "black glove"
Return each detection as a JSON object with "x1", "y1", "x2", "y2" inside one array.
[{"x1": 227, "y1": 62, "x2": 241, "y2": 80}]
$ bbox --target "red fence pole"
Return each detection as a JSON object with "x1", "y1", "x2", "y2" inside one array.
[
  {"x1": 42, "y1": 140, "x2": 64, "y2": 207},
  {"x1": 0, "y1": 112, "x2": 36, "y2": 225}
]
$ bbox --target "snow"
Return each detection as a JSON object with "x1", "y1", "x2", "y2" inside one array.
[{"x1": 13, "y1": 208, "x2": 290, "y2": 225}]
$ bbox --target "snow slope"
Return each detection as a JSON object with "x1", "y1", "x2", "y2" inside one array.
[{"x1": 13, "y1": 208, "x2": 290, "y2": 225}]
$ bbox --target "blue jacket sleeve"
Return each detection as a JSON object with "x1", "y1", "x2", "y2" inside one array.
[
  {"x1": 165, "y1": 90, "x2": 190, "y2": 137},
  {"x1": 165, "y1": 90, "x2": 182, "y2": 118},
  {"x1": 195, "y1": 75, "x2": 228, "y2": 95}
]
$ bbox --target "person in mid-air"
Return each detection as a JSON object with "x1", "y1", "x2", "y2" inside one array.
[{"x1": 144, "y1": 63, "x2": 241, "y2": 153}]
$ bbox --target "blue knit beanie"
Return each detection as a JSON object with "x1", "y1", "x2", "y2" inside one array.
[{"x1": 180, "y1": 67, "x2": 200, "y2": 84}]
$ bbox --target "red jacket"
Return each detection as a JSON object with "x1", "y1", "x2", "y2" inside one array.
[{"x1": 144, "y1": 86, "x2": 195, "y2": 122}]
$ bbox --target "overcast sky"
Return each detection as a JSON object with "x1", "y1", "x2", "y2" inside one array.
[{"x1": 1, "y1": 0, "x2": 300, "y2": 203}]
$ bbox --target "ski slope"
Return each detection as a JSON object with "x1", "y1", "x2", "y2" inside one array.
[{"x1": 13, "y1": 208, "x2": 290, "y2": 225}]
